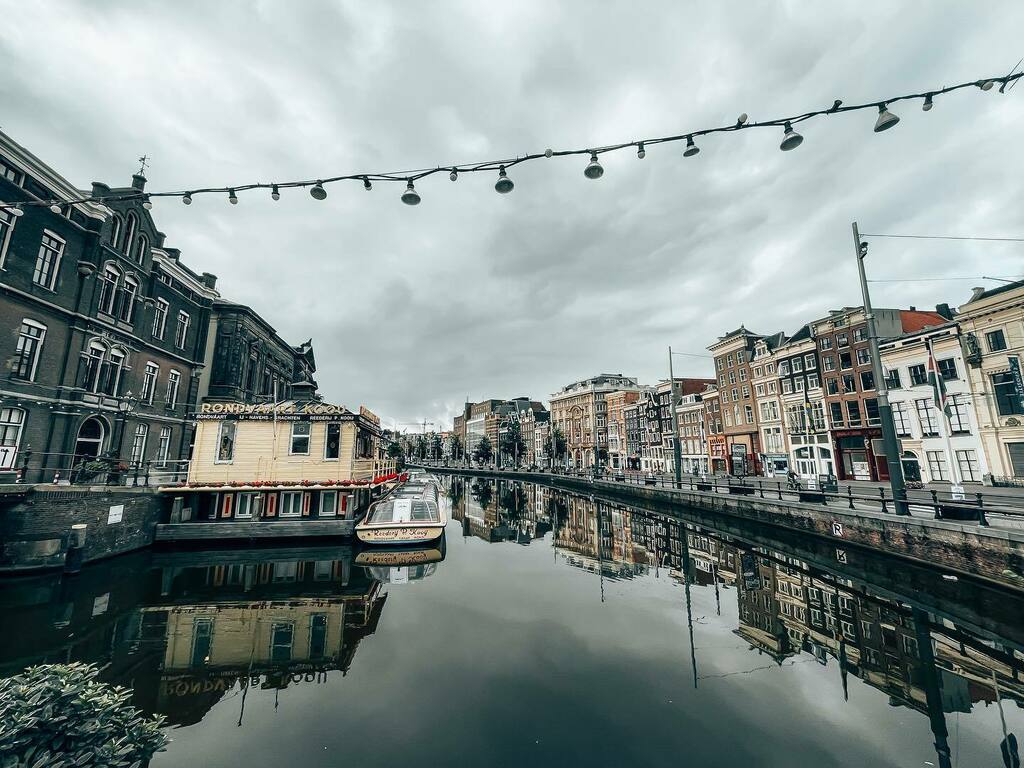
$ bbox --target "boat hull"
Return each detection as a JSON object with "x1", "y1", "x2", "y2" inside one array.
[{"x1": 355, "y1": 524, "x2": 444, "y2": 545}]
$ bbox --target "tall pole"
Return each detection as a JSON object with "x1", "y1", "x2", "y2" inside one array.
[
  {"x1": 852, "y1": 222, "x2": 909, "y2": 515},
  {"x1": 669, "y1": 347, "x2": 682, "y2": 488}
]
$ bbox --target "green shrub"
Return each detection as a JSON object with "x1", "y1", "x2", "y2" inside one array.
[{"x1": 0, "y1": 662, "x2": 167, "y2": 768}]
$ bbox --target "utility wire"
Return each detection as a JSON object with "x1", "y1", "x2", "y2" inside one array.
[
  {"x1": 0, "y1": 69, "x2": 1019, "y2": 214},
  {"x1": 860, "y1": 234, "x2": 1024, "y2": 242},
  {"x1": 867, "y1": 275, "x2": 1024, "y2": 283}
]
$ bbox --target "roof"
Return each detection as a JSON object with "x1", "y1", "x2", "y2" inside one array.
[
  {"x1": 962, "y1": 279, "x2": 1024, "y2": 305},
  {"x1": 899, "y1": 310, "x2": 948, "y2": 334},
  {"x1": 760, "y1": 331, "x2": 788, "y2": 351}
]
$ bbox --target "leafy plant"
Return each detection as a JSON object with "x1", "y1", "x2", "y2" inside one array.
[
  {"x1": 0, "y1": 663, "x2": 167, "y2": 768},
  {"x1": 472, "y1": 436, "x2": 493, "y2": 463}
]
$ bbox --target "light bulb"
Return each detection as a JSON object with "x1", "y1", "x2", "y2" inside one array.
[
  {"x1": 737, "y1": 113, "x2": 749, "y2": 125},
  {"x1": 873, "y1": 104, "x2": 900, "y2": 133},
  {"x1": 779, "y1": 122, "x2": 803, "y2": 151},
  {"x1": 271, "y1": 185, "x2": 280, "y2": 201},
  {"x1": 363, "y1": 177, "x2": 372, "y2": 191},
  {"x1": 922, "y1": 94, "x2": 933, "y2": 112},
  {"x1": 449, "y1": 169, "x2": 458, "y2": 182},
  {"x1": 683, "y1": 136, "x2": 700, "y2": 157},
  {"x1": 10, "y1": 206, "x2": 24, "y2": 217},
  {"x1": 584, "y1": 152, "x2": 603, "y2": 180},
  {"x1": 401, "y1": 180, "x2": 421, "y2": 206},
  {"x1": 979, "y1": 80, "x2": 995, "y2": 91},
  {"x1": 49, "y1": 203, "x2": 62, "y2": 214},
  {"x1": 310, "y1": 181, "x2": 327, "y2": 200},
  {"x1": 544, "y1": 148, "x2": 553, "y2": 158},
  {"x1": 636, "y1": 143, "x2": 645, "y2": 159},
  {"x1": 228, "y1": 189, "x2": 238, "y2": 205},
  {"x1": 182, "y1": 192, "x2": 193, "y2": 205},
  {"x1": 494, "y1": 166, "x2": 514, "y2": 194},
  {"x1": 142, "y1": 195, "x2": 152, "y2": 210}
]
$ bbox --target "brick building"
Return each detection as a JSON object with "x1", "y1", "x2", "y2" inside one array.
[
  {"x1": 708, "y1": 327, "x2": 763, "y2": 475},
  {"x1": 550, "y1": 374, "x2": 641, "y2": 470}
]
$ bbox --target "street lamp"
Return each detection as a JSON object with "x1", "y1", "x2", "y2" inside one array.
[
  {"x1": 114, "y1": 390, "x2": 139, "y2": 459},
  {"x1": 852, "y1": 222, "x2": 909, "y2": 515}
]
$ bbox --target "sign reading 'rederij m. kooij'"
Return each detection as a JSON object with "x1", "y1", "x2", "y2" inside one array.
[{"x1": 195, "y1": 402, "x2": 355, "y2": 421}]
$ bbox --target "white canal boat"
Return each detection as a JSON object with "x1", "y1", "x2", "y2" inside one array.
[{"x1": 355, "y1": 476, "x2": 445, "y2": 545}]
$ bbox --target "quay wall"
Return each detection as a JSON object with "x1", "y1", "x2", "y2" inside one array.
[
  {"x1": 422, "y1": 466, "x2": 1024, "y2": 592},
  {"x1": 0, "y1": 485, "x2": 164, "y2": 573}
]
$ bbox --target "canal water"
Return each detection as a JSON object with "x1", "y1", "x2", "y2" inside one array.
[{"x1": 2, "y1": 475, "x2": 1022, "y2": 768}]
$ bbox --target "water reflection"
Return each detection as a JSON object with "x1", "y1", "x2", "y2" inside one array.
[{"x1": 1, "y1": 477, "x2": 1021, "y2": 767}]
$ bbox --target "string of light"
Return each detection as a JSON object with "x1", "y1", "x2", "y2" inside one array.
[{"x1": 1, "y1": 70, "x2": 1020, "y2": 217}]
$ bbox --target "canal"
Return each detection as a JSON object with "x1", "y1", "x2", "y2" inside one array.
[{"x1": 2, "y1": 475, "x2": 1022, "y2": 767}]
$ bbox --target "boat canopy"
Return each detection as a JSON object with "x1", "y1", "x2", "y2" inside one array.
[{"x1": 367, "y1": 497, "x2": 441, "y2": 524}]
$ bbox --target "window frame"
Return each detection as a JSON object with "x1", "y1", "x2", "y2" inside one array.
[
  {"x1": 152, "y1": 298, "x2": 169, "y2": 339},
  {"x1": 13, "y1": 319, "x2": 47, "y2": 381},
  {"x1": 216, "y1": 420, "x2": 237, "y2": 463},
  {"x1": 290, "y1": 421, "x2": 311, "y2": 455},
  {"x1": 32, "y1": 230, "x2": 65, "y2": 291}
]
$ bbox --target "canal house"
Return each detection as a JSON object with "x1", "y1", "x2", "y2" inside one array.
[{"x1": 159, "y1": 397, "x2": 398, "y2": 539}]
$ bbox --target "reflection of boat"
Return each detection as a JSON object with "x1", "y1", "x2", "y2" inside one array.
[
  {"x1": 355, "y1": 476, "x2": 445, "y2": 545},
  {"x1": 356, "y1": 536, "x2": 446, "y2": 583}
]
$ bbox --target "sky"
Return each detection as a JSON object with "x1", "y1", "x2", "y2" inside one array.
[{"x1": 3, "y1": 0, "x2": 1023, "y2": 431}]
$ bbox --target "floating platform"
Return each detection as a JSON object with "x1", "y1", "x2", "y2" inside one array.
[{"x1": 154, "y1": 519, "x2": 356, "y2": 543}]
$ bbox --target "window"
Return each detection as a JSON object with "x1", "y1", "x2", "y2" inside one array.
[
  {"x1": 130, "y1": 423, "x2": 148, "y2": 463},
  {"x1": 842, "y1": 374, "x2": 856, "y2": 393},
  {"x1": 778, "y1": 361, "x2": 790, "y2": 376},
  {"x1": 993, "y1": 373, "x2": 1024, "y2": 416},
  {"x1": 937, "y1": 358, "x2": 957, "y2": 381},
  {"x1": 807, "y1": 373, "x2": 819, "y2": 390},
  {"x1": 739, "y1": 368, "x2": 748, "y2": 382},
  {"x1": 134, "y1": 234, "x2": 148, "y2": 264},
  {"x1": 32, "y1": 232, "x2": 64, "y2": 290},
  {"x1": 914, "y1": 399, "x2": 938, "y2": 436},
  {"x1": 325, "y1": 423, "x2": 341, "y2": 459},
  {"x1": 190, "y1": 618, "x2": 213, "y2": 668},
  {"x1": 152, "y1": 299, "x2": 168, "y2": 339},
  {"x1": 886, "y1": 369, "x2": 901, "y2": 389},
  {"x1": 741, "y1": 386, "x2": 750, "y2": 399},
  {"x1": 956, "y1": 449, "x2": 980, "y2": 482},
  {"x1": 854, "y1": 328, "x2": 867, "y2": 342},
  {"x1": 781, "y1": 379, "x2": 793, "y2": 394},
  {"x1": 909, "y1": 364, "x2": 928, "y2": 386},
  {"x1": 165, "y1": 369, "x2": 181, "y2": 408},
  {"x1": 84, "y1": 347, "x2": 125, "y2": 397},
  {"x1": 108, "y1": 214, "x2": 122, "y2": 247},
  {"x1": 837, "y1": 333, "x2": 849, "y2": 348},
  {"x1": 986, "y1": 329, "x2": 1007, "y2": 352},
  {"x1": 768, "y1": 380, "x2": 777, "y2": 394},
  {"x1": 0, "y1": 408, "x2": 26, "y2": 469},
  {"x1": 97, "y1": 265, "x2": 120, "y2": 315},
  {"x1": 865, "y1": 398, "x2": 880, "y2": 425},
  {"x1": 856, "y1": 348, "x2": 871, "y2": 366},
  {"x1": 270, "y1": 622, "x2": 294, "y2": 663},
  {"x1": 820, "y1": 337, "x2": 833, "y2": 350},
  {"x1": 727, "y1": 354, "x2": 735, "y2": 368},
  {"x1": 141, "y1": 362, "x2": 159, "y2": 404},
  {"x1": 291, "y1": 421, "x2": 310, "y2": 454},
  {"x1": 826, "y1": 378, "x2": 839, "y2": 395},
  {"x1": 755, "y1": 384, "x2": 765, "y2": 397},
  {"x1": 731, "y1": 388, "x2": 739, "y2": 402},
  {"x1": 794, "y1": 378, "x2": 804, "y2": 392},
  {"x1": 0, "y1": 160, "x2": 23, "y2": 185},
  {"x1": 309, "y1": 614, "x2": 329, "y2": 659},
  {"x1": 892, "y1": 402, "x2": 912, "y2": 437},
  {"x1": 157, "y1": 426, "x2": 172, "y2": 466},
  {"x1": 947, "y1": 394, "x2": 970, "y2": 433},
  {"x1": 846, "y1": 401, "x2": 862, "y2": 426},
  {"x1": 926, "y1": 450, "x2": 949, "y2": 481},
  {"x1": 822, "y1": 356, "x2": 835, "y2": 372},
  {"x1": 216, "y1": 421, "x2": 236, "y2": 462},
  {"x1": 279, "y1": 491, "x2": 303, "y2": 517},
  {"x1": 320, "y1": 490, "x2": 338, "y2": 517},
  {"x1": 174, "y1": 311, "x2": 190, "y2": 349},
  {"x1": 805, "y1": 354, "x2": 817, "y2": 370},
  {"x1": 860, "y1": 370, "x2": 875, "y2": 391},
  {"x1": 792, "y1": 357, "x2": 803, "y2": 373},
  {"x1": 13, "y1": 319, "x2": 46, "y2": 380},
  {"x1": 119, "y1": 276, "x2": 138, "y2": 324},
  {"x1": 716, "y1": 358, "x2": 724, "y2": 371},
  {"x1": 754, "y1": 366, "x2": 763, "y2": 378},
  {"x1": 0, "y1": 206, "x2": 16, "y2": 267},
  {"x1": 745, "y1": 405, "x2": 754, "y2": 424},
  {"x1": 728, "y1": 371, "x2": 736, "y2": 385},
  {"x1": 839, "y1": 352, "x2": 853, "y2": 370},
  {"x1": 235, "y1": 492, "x2": 261, "y2": 519}
]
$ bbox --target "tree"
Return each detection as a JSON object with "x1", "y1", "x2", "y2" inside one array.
[
  {"x1": 470, "y1": 478, "x2": 493, "y2": 509},
  {"x1": 545, "y1": 426, "x2": 567, "y2": 462},
  {"x1": 472, "y1": 435, "x2": 493, "y2": 463},
  {"x1": 0, "y1": 663, "x2": 167, "y2": 768},
  {"x1": 450, "y1": 433, "x2": 464, "y2": 460},
  {"x1": 386, "y1": 442, "x2": 403, "y2": 459},
  {"x1": 415, "y1": 435, "x2": 428, "y2": 459},
  {"x1": 500, "y1": 422, "x2": 527, "y2": 467},
  {"x1": 430, "y1": 433, "x2": 443, "y2": 461}
]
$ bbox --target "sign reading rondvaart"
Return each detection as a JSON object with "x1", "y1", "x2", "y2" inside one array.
[{"x1": 195, "y1": 401, "x2": 355, "y2": 421}]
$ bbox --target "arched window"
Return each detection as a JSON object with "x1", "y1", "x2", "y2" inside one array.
[
  {"x1": 81, "y1": 340, "x2": 108, "y2": 392},
  {"x1": 103, "y1": 348, "x2": 126, "y2": 396},
  {"x1": 122, "y1": 213, "x2": 137, "y2": 254},
  {"x1": 74, "y1": 417, "x2": 106, "y2": 461},
  {"x1": 134, "y1": 234, "x2": 148, "y2": 264},
  {"x1": 109, "y1": 214, "x2": 122, "y2": 248},
  {"x1": 120, "y1": 275, "x2": 139, "y2": 324},
  {"x1": 81, "y1": 341, "x2": 126, "y2": 396},
  {"x1": 98, "y1": 264, "x2": 121, "y2": 315},
  {"x1": 0, "y1": 407, "x2": 26, "y2": 469}
]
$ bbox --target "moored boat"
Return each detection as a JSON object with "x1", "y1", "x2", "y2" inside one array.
[{"x1": 355, "y1": 476, "x2": 445, "y2": 545}]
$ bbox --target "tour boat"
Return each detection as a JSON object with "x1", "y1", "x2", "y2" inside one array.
[{"x1": 355, "y1": 477, "x2": 446, "y2": 545}]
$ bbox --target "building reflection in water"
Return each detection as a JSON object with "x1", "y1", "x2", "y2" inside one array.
[{"x1": 447, "y1": 478, "x2": 1024, "y2": 768}]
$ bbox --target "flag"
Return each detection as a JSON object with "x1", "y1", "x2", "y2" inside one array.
[{"x1": 926, "y1": 339, "x2": 952, "y2": 419}]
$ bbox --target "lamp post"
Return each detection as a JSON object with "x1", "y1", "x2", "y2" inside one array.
[
  {"x1": 669, "y1": 347, "x2": 683, "y2": 488},
  {"x1": 852, "y1": 222, "x2": 909, "y2": 515},
  {"x1": 114, "y1": 390, "x2": 138, "y2": 460}
]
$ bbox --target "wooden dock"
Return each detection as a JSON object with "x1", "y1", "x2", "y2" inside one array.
[{"x1": 154, "y1": 519, "x2": 356, "y2": 542}]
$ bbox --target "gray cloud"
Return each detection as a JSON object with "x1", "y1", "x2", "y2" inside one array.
[{"x1": 2, "y1": 0, "x2": 1022, "y2": 428}]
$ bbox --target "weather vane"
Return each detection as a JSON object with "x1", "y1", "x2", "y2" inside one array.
[{"x1": 137, "y1": 155, "x2": 149, "y2": 176}]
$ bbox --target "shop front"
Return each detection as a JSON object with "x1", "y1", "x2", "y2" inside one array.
[
  {"x1": 708, "y1": 436, "x2": 727, "y2": 475},
  {"x1": 760, "y1": 453, "x2": 789, "y2": 477},
  {"x1": 832, "y1": 429, "x2": 886, "y2": 481}
]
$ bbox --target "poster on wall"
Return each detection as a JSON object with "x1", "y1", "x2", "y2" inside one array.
[{"x1": 107, "y1": 504, "x2": 124, "y2": 524}]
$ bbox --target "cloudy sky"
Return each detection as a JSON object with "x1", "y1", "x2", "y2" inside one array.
[{"x1": 3, "y1": 1, "x2": 1023, "y2": 429}]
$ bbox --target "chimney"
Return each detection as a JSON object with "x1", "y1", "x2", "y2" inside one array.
[
  {"x1": 909, "y1": 305, "x2": 916, "y2": 311},
  {"x1": 970, "y1": 286, "x2": 986, "y2": 302},
  {"x1": 201, "y1": 272, "x2": 218, "y2": 289},
  {"x1": 155, "y1": 230, "x2": 166, "y2": 248},
  {"x1": 935, "y1": 303, "x2": 954, "y2": 320},
  {"x1": 165, "y1": 248, "x2": 181, "y2": 262},
  {"x1": 90, "y1": 181, "x2": 110, "y2": 199},
  {"x1": 131, "y1": 174, "x2": 146, "y2": 191}
]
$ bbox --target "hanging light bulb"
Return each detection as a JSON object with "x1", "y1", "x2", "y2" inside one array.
[
  {"x1": 736, "y1": 113, "x2": 749, "y2": 126},
  {"x1": 449, "y1": 168, "x2": 458, "y2": 182},
  {"x1": 636, "y1": 143, "x2": 646, "y2": 159},
  {"x1": 310, "y1": 181, "x2": 327, "y2": 200},
  {"x1": 683, "y1": 136, "x2": 700, "y2": 157},
  {"x1": 271, "y1": 185, "x2": 280, "y2": 201},
  {"x1": 494, "y1": 165, "x2": 514, "y2": 194},
  {"x1": 779, "y1": 122, "x2": 803, "y2": 151},
  {"x1": 142, "y1": 195, "x2": 152, "y2": 210},
  {"x1": 49, "y1": 203, "x2": 62, "y2": 214},
  {"x1": 228, "y1": 189, "x2": 238, "y2": 205},
  {"x1": 584, "y1": 152, "x2": 603, "y2": 179},
  {"x1": 873, "y1": 103, "x2": 900, "y2": 132},
  {"x1": 401, "y1": 180, "x2": 421, "y2": 206},
  {"x1": 363, "y1": 177, "x2": 372, "y2": 191},
  {"x1": 922, "y1": 94, "x2": 934, "y2": 112},
  {"x1": 544, "y1": 148, "x2": 553, "y2": 158},
  {"x1": 10, "y1": 206, "x2": 24, "y2": 217},
  {"x1": 979, "y1": 79, "x2": 995, "y2": 91},
  {"x1": 182, "y1": 192, "x2": 193, "y2": 205}
]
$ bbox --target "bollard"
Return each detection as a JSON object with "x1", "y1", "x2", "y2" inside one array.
[
  {"x1": 777, "y1": 481, "x2": 783, "y2": 501},
  {"x1": 758, "y1": 480, "x2": 765, "y2": 499},
  {"x1": 847, "y1": 485, "x2": 854, "y2": 510},
  {"x1": 930, "y1": 490, "x2": 941, "y2": 519},
  {"x1": 879, "y1": 487, "x2": 888, "y2": 514},
  {"x1": 64, "y1": 523, "x2": 88, "y2": 575},
  {"x1": 976, "y1": 492, "x2": 989, "y2": 527}
]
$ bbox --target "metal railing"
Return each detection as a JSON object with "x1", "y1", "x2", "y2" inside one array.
[{"x1": 5, "y1": 450, "x2": 189, "y2": 487}]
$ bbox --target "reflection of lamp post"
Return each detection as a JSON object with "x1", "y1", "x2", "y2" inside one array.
[{"x1": 114, "y1": 390, "x2": 139, "y2": 459}]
